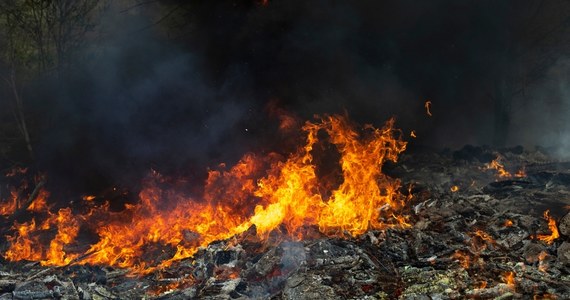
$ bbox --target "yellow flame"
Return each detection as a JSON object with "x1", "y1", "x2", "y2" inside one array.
[
  {"x1": 4, "y1": 115, "x2": 410, "y2": 273},
  {"x1": 537, "y1": 210, "x2": 559, "y2": 245},
  {"x1": 424, "y1": 100, "x2": 432, "y2": 116}
]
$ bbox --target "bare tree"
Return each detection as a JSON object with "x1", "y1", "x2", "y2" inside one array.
[{"x1": 0, "y1": 0, "x2": 104, "y2": 161}]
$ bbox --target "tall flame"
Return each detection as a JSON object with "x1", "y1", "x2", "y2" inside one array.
[
  {"x1": 3, "y1": 115, "x2": 409, "y2": 273},
  {"x1": 537, "y1": 210, "x2": 559, "y2": 245}
]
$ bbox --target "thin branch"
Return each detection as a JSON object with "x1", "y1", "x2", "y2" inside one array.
[
  {"x1": 130, "y1": 4, "x2": 182, "y2": 34},
  {"x1": 119, "y1": 0, "x2": 161, "y2": 14}
]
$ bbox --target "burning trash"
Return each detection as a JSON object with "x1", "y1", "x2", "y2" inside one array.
[{"x1": 1, "y1": 119, "x2": 570, "y2": 299}]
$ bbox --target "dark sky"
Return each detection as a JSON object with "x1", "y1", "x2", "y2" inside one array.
[{"x1": 25, "y1": 0, "x2": 570, "y2": 193}]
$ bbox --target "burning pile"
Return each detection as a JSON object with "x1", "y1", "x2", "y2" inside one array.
[
  {"x1": 1, "y1": 116, "x2": 570, "y2": 299},
  {"x1": 1, "y1": 115, "x2": 410, "y2": 273}
]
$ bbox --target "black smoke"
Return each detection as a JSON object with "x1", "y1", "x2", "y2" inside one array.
[{"x1": 14, "y1": 0, "x2": 570, "y2": 195}]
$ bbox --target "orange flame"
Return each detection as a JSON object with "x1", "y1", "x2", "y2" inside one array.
[
  {"x1": 83, "y1": 195, "x2": 96, "y2": 201},
  {"x1": 514, "y1": 168, "x2": 526, "y2": 178},
  {"x1": 504, "y1": 219, "x2": 514, "y2": 227},
  {"x1": 485, "y1": 157, "x2": 511, "y2": 178},
  {"x1": 410, "y1": 130, "x2": 417, "y2": 138},
  {"x1": 502, "y1": 271, "x2": 516, "y2": 289},
  {"x1": 450, "y1": 185, "x2": 459, "y2": 192},
  {"x1": 537, "y1": 210, "x2": 559, "y2": 245},
  {"x1": 4, "y1": 115, "x2": 409, "y2": 273},
  {"x1": 484, "y1": 155, "x2": 525, "y2": 179},
  {"x1": 5, "y1": 207, "x2": 80, "y2": 266},
  {"x1": 0, "y1": 188, "x2": 20, "y2": 216},
  {"x1": 27, "y1": 189, "x2": 50, "y2": 212},
  {"x1": 424, "y1": 100, "x2": 432, "y2": 116}
]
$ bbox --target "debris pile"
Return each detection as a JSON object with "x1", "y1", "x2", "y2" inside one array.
[{"x1": 1, "y1": 146, "x2": 570, "y2": 299}]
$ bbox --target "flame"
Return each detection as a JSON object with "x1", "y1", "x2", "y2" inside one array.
[
  {"x1": 0, "y1": 188, "x2": 20, "y2": 216},
  {"x1": 450, "y1": 185, "x2": 459, "y2": 192},
  {"x1": 485, "y1": 157, "x2": 512, "y2": 178},
  {"x1": 504, "y1": 219, "x2": 514, "y2": 227},
  {"x1": 83, "y1": 195, "x2": 96, "y2": 201},
  {"x1": 514, "y1": 168, "x2": 526, "y2": 178},
  {"x1": 502, "y1": 271, "x2": 515, "y2": 289},
  {"x1": 424, "y1": 100, "x2": 432, "y2": 116},
  {"x1": 410, "y1": 130, "x2": 417, "y2": 138},
  {"x1": 27, "y1": 189, "x2": 49, "y2": 212},
  {"x1": 5, "y1": 207, "x2": 79, "y2": 265},
  {"x1": 3, "y1": 115, "x2": 409, "y2": 273},
  {"x1": 484, "y1": 155, "x2": 525, "y2": 179},
  {"x1": 537, "y1": 210, "x2": 559, "y2": 245}
]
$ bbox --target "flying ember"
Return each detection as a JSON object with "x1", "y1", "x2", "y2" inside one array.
[{"x1": 2, "y1": 114, "x2": 410, "y2": 273}]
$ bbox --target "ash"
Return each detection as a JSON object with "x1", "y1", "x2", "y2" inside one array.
[{"x1": 2, "y1": 146, "x2": 570, "y2": 299}]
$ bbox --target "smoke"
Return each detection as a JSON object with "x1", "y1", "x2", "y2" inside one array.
[
  {"x1": 31, "y1": 2, "x2": 257, "y2": 194},
  {"x1": 509, "y1": 57, "x2": 570, "y2": 157},
  {"x1": 19, "y1": 0, "x2": 570, "y2": 194}
]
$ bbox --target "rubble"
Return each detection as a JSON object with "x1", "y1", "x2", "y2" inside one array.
[{"x1": 1, "y1": 146, "x2": 570, "y2": 298}]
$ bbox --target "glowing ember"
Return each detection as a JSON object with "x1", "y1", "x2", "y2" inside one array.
[
  {"x1": 410, "y1": 130, "x2": 417, "y2": 138},
  {"x1": 536, "y1": 210, "x2": 559, "y2": 245},
  {"x1": 424, "y1": 100, "x2": 432, "y2": 116},
  {"x1": 502, "y1": 271, "x2": 516, "y2": 289},
  {"x1": 514, "y1": 168, "x2": 526, "y2": 178},
  {"x1": 504, "y1": 219, "x2": 514, "y2": 227},
  {"x1": 450, "y1": 185, "x2": 459, "y2": 192},
  {"x1": 83, "y1": 195, "x2": 96, "y2": 201},
  {"x1": 3, "y1": 115, "x2": 410, "y2": 272},
  {"x1": 452, "y1": 250, "x2": 471, "y2": 269},
  {"x1": 538, "y1": 251, "x2": 549, "y2": 273},
  {"x1": 5, "y1": 167, "x2": 28, "y2": 177}
]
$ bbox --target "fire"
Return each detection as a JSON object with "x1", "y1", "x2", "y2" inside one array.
[
  {"x1": 83, "y1": 195, "x2": 96, "y2": 201},
  {"x1": 485, "y1": 156, "x2": 511, "y2": 178},
  {"x1": 504, "y1": 219, "x2": 514, "y2": 227},
  {"x1": 3, "y1": 115, "x2": 410, "y2": 272},
  {"x1": 484, "y1": 155, "x2": 526, "y2": 179},
  {"x1": 410, "y1": 130, "x2": 417, "y2": 138},
  {"x1": 536, "y1": 210, "x2": 559, "y2": 245},
  {"x1": 27, "y1": 189, "x2": 49, "y2": 212},
  {"x1": 450, "y1": 185, "x2": 459, "y2": 192},
  {"x1": 5, "y1": 208, "x2": 80, "y2": 265},
  {"x1": 502, "y1": 271, "x2": 516, "y2": 289},
  {"x1": 424, "y1": 100, "x2": 432, "y2": 116},
  {"x1": 0, "y1": 188, "x2": 19, "y2": 216},
  {"x1": 514, "y1": 168, "x2": 526, "y2": 178}
]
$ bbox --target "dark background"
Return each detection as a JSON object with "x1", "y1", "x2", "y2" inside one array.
[{"x1": 1, "y1": 0, "x2": 569, "y2": 195}]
